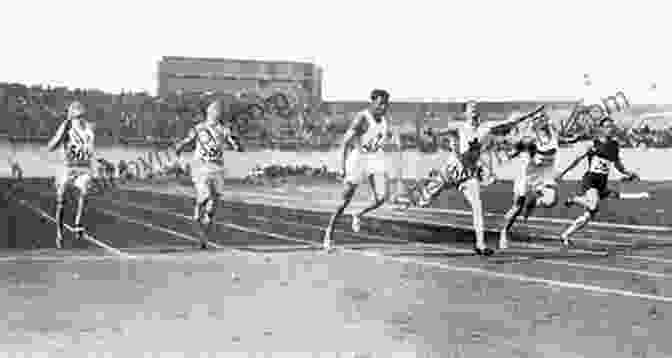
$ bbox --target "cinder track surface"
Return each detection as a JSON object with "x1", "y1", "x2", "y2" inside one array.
[{"x1": 1, "y1": 178, "x2": 671, "y2": 357}]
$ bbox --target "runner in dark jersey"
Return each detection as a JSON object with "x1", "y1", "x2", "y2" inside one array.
[{"x1": 555, "y1": 116, "x2": 639, "y2": 247}]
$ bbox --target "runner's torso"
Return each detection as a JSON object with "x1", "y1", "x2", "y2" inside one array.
[
  {"x1": 521, "y1": 127, "x2": 559, "y2": 170},
  {"x1": 586, "y1": 137, "x2": 620, "y2": 178},
  {"x1": 193, "y1": 121, "x2": 230, "y2": 165},
  {"x1": 354, "y1": 109, "x2": 389, "y2": 156},
  {"x1": 63, "y1": 121, "x2": 94, "y2": 168}
]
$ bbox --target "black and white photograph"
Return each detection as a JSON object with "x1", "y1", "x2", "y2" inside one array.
[{"x1": 1, "y1": 0, "x2": 671, "y2": 356}]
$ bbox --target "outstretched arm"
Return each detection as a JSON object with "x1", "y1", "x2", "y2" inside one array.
[
  {"x1": 47, "y1": 120, "x2": 70, "y2": 152},
  {"x1": 174, "y1": 128, "x2": 197, "y2": 156},
  {"x1": 614, "y1": 157, "x2": 637, "y2": 179},
  {"x1": 435, "y1": 121, "x2": 463, "y2": 136},
  {"x1": 488, "y1": 105, "x2": 546, "y2": 133},
  {"x1": 557, "y1": 150, "x2": 588, "y2": 180}
]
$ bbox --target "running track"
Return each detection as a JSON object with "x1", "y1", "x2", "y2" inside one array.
[{"x1": 2, "y1": 178, "x2": 672, "y2": 356}]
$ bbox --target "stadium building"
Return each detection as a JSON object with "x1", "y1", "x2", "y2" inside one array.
[{"x1": 157, "y1": 56, "x2": 323, "y2": 106}]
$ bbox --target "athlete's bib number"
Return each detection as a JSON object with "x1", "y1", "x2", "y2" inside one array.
[
  {"x1": 198, "y1": 130, "x2": 223, "y2": 162},
  {"x1": 362, "y1": 133, "x2": 385, "y2": 153},
  {"x1": 589, "y1": 157, "x2": 611, "y2": 174},
  {"x1": 66, "y1": 143, "x2": 91, "y2": 162},
  {"x1": 66, "y1": 130, "x2": 92, "y2": 162}
]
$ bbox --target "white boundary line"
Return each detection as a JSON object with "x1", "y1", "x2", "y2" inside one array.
[
  {"x1": 0, "y1": 254, "x2": 120, "y2": 263},
  {"x1": 94, "y1": 207, "x2": 228, "y2": 252},
  {"x1": 122, "y1": 186, "x2": 672, "y2": 266},
  {"x1": 219, "y1": 186, "x2": 672, "y2": 232},
  {"x1": 100, "y1": 194, "x2": 672, "y2": 304},
  {"x1": 100, "y1": 199, "x2": 323, "y2": 249},
  {"x1": 218, "y1": 201, "x2": 672, "y2": 280},
  {"x1": 100, "y1": 193, "x2": 672, "y2": 303},
  {"x1": 14, "y1": 198, "x2": 130, "y2": 259},
  {"x1": 27, "y1": 188, "x2": 321, "y2": 255},
  {"x1": 231, "y1": 195, "x2": 621, "y2": 252},
  {"x1": 124, "y1": 186, "x2": 670, "y2": 244},
  {"x1": 122, "y1": 186, "x2": 664, "y2": 258}
]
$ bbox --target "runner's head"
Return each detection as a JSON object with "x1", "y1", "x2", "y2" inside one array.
[
  {"x1": 463, "y1": 100, "x2": 480, "y2": 127},
  {"x1": 67, "y1": 101, "x2": 87, "y2": 123},
  {"x1": 369, "y1": 89, "x2": 390, "y2": 118},
  {"x1": 532, "y1": 110, "x2": 552, "y2": 134},
  {"x1": 206, "y1": 97, "x2": 235, "y2": 125},
  {"x1": 599, "y1": 116, "x2": 617, "y2": 138}
]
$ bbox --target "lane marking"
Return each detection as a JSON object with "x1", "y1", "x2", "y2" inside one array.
[
  {"x1": 120, "y1": 188, "x2": 672, "y2": 267},
  {"x1": 352, "y1": 250, "x2": 672, "y2": 304},
  {"x1": 94, "y1": 207, "x2": 229, "y2": 252},
  {"x1": 0, "y1": 254, "x2": 119, "y2": 263},
  {"x1": 120, "y1": 189, "x2": 662, "y2": 263},
  {"x1": 123, "y1": 187, "x2": 669, "y2": 244},
  {"x1": 103, "y1": 194, "x2": 672, "y2": 303},
  {"x1": 227, "y1": 202, "x2": 672, "y2": 278},
  {"x1": 14, "y1": 198, "x2": 130, "y2": 259},
  {"x1": 100, "y1": 199, "x2": 322, "y2": 249},
  {"x1": 534, "y1": 259, "x2": 672, "y2": 280},
  {"x1": 216, "y1": 186, "x2": 672, "y2": 233}
]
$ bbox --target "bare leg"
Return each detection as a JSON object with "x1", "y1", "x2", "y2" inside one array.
[
  {"x1": 461, "y1": 178, "x2": 493, "y2": 256},
  {"x1": 500, "y1": 195, "x2": 525, "y2": 249},
  {"x1": 324, "y1": 183, "x2": 357, "y2": 250},
  {"x1": 352, "y1": 174, "x2": 389, "y2": 232},
  {"x1": 560, "y1": 212, "x2": 592, "y2": 246},
  {"x1": 561, "y1": 189, "x2": 599, "y2": 246},
  {"x1": 55, "y1": 192, "x2": 65, "y2": 249},
  {"x1": 192, "y1": 198, "x2": 207, "y2": 245},
  {"x1": 199, "y1": 196, "x2": 217, "y2": 249},
  {"x1": 73, "y1": 191, "x2": 87, "y2": 240}
]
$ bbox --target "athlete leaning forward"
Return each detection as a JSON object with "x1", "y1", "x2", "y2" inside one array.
[
  {"x1": 555, "y1": 115, "x2": 641, "y2": 248},
  {"x1": 498, "y1": 108, "x2": 581, "y2": 249},
  {"x1": 397, "y1": 101, "x2": 546, "y2": 256},
  {"x1": 174, "y1": 97, "x2": 242, "y2": 250},
  {"x1": 323, "y1": 89, "x2": 400, "y2": 251}
]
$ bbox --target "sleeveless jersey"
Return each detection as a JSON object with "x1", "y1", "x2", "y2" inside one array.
[
  {"x1": 586, "y1": 138, "x2": 620, "y2": 176},
  {"x1": 521, "y1": 127, "x2": 559, "y2": 169},
  {"x1": 193, "y1": 121, "x2": 230, "y2": 164},
  {"x1": 458, "y1": 121, "x2": 489, "y2": 156},
  {"x1": 440, "y1": 153, "x2": 473, "y2": 187},
  {"x1": 355, "y1": 110, "x2": 388, "y2": 154},
  {"x1": 63, "y1": 121, "x2": 95, "y2": 167}
]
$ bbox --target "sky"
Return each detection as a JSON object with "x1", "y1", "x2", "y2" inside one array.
[{"x1": 1, "y1": 0, "x2": 670, "y2": 104}]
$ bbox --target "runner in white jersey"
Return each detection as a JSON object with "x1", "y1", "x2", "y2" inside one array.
[
  {"x1": 323, "y1": 89, "x2": 399, "y2": 251},
  {"x1": 47, "y1": 101, "x2": 96, "y2": 248},
  {"x1": 398, "y1": 101, "x2": 544, "y2": 256},
  {"x1": 499, "y1": 110, "x2": 580, "y2": 249},
  {"x1": 174, "y1": 98, "x2": 241, "y2": 250}
]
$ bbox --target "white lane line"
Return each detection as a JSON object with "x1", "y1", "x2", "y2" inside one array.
[
  {"x1": 228, "y1": 195, "x2": 619, "y2": 256},
  {"x1": 103, "y1": 195, "x2": 672, "y2": 303},
  {"x1": 123, "y1": 186, "x2": 665, "y2": 245},
  {"x1": 226, "y1": 202, "x2": 672, "y2": 279},
  {"x1": 101, "y1": 199, "x2": 322, "y2": 249},
  {"x1": 122, "y1": 187, "x2": 672, "y2": 265},
  {"x1": 0, "y1": 254, "x2": 119, "y2": 263},
  {"x1": 623, "y1": 255, "x2": 672, "y2": 265},
  {"x1": 355, "y1": 250, "x2": 672, "y2": 303},
  {"x1": 534, "y1": 259, "x2": 672, "y2": 280},
  {"x1": 216, "y1": 186, "x2": 672, "y2": 232},
  {"x1": 94, "y1": 207, "x2": 230, "y2": 252},
  {"x1": 120, "y1": 188, "x2": 656, "y2": 262},
  {"x1": 240, "y1": 191, "x2": 668, "y2": 242},
  {"x1": 14, "y1": 198, "x2": 130, "y2": 259}
]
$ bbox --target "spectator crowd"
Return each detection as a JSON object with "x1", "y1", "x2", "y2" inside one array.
[{"x1": 2, "y1": 82, "x2": 672, "y2": 154}]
